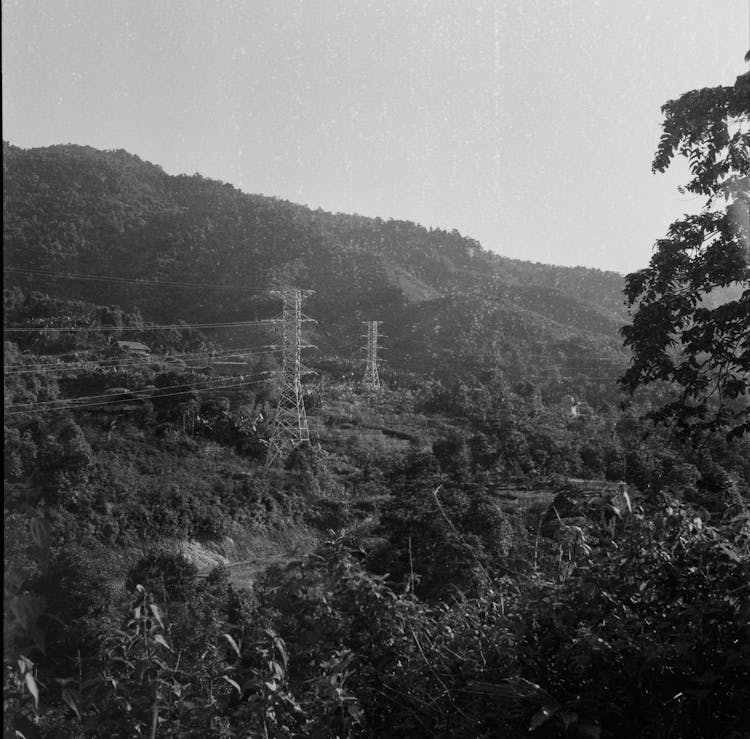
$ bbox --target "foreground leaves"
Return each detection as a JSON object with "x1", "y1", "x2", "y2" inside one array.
[{"x1": 621, "y1": 72, "x2": 750, "y2": 439}]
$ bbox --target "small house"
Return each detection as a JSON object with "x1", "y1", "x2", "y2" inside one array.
[{"x1": 115, "y1": 340, "x2": 151, "y2": 356}]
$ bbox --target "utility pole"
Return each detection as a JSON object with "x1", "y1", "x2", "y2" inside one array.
[
  {"x1": 266, "y1": 288, "x2": 314, "y2": 466},
  {"x1": 362, "y1": 321, "x2": 382, "y2": 390}
]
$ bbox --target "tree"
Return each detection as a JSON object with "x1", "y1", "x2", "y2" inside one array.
[{"x1": 620, "y1": 70, "x2": 750, "y2": 439}]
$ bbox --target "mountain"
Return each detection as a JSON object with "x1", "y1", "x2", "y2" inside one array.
[
  {"x1": 7, "y1": 145, "x2": 750, "y2": 739},
  {"x1": 3, "y1": 142, "x2": 629, "y2": 387}
]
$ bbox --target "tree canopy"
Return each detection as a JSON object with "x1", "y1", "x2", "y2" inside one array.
[{"x1": 621, "y1": 71, "x2": 750, "y2": 439}]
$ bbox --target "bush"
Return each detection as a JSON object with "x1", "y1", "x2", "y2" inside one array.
[
  {"x1": 23, "y1": 544, "x2": 125, "y2": 671},
  {"x1": 126, "y1": 550, "x2": 198, "y2": 604}
]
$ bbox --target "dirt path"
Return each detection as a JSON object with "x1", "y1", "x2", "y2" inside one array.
[{"x1": 188, "y1": 522, "x2": 319, "y2": 589}]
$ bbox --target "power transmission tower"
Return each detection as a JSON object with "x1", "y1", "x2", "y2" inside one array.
[
  {"x1": 266, "y1": 288, "x2": 314, "y2": 466},
  {"x1": 362, "y1": 321, "x2": 382, "y2": 390}
]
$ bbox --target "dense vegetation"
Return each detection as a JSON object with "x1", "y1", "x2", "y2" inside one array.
[
  {"x1": 3, "y1": 139, "x2": 628, "y2": 387},
  {"x1": 6, "y1": 321, "x2": 749, "y2": 736},
  {"x1": 621, "y1": 71, "x2": 750, "y2": 438},
  {"x1": 4, "y1": 73, "x2": 750, "y2": 738}
]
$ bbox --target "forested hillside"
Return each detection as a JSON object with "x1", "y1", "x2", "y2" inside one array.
[
  {"x1": 4, "y1": 134, "x2": 749, "y2": 738},
  {"x1": 3, "y1": 142, "x2": 627, "y2": 382}
]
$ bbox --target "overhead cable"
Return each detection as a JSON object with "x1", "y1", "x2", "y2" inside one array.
[
  {"x1": 4, "y1": 376, "x2": 274, "y2": 416},
  {"x1": 4, "y1": 346, "x2": 280, "y2": 375},
  {"x1": 3, "y1": 267, "x2": 272, "y2": 292},
  {"x1": 3, "y1": 319, "x2": 277, "y2": 334}
]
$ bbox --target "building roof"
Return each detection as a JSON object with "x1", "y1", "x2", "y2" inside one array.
[{"x1": 115, "y1": 340, "x2": 150, "y2": 352}]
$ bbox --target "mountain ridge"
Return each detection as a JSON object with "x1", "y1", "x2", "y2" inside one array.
[{"x1": 3, "y1": 142, "x2": 629, "y2": 386}]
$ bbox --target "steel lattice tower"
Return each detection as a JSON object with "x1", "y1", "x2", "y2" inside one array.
[
  {"x1": 266, "y1": 288, "x2": 312, "y2": 466},
  {"x1": 363, "y1": 321, "x2": 382, "y2": 390}
]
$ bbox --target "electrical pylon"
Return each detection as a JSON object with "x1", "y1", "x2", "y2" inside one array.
[
  {"x1": 362, "y1": 321, "x2": 382, "y2": 390},
  {"x1": 266, "y1": 288, "x2": 313, "y2": 466}
]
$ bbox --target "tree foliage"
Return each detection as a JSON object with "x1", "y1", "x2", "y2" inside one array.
[
  {"x1": 621, "y1": 72, "x2": 750, "y2": 438},
  {"x1": 3, "y1": 141, "x2": 629, "y2": 387},
  {"x1": 4, "y1": 77, "x2": 750, "y2": 738}
]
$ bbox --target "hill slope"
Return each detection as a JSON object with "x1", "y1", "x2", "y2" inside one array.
[{"x1": 3, "y1": 142, "x2": 628, "y2": 380}]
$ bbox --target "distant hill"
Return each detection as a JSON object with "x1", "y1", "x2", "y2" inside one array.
[{"x1": 3, "y1": 142, "x2": 629, "y2": 384}]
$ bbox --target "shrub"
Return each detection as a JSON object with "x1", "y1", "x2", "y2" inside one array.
[{"x1": 126, "y1": 550, "x2": 198, "y2": 605}]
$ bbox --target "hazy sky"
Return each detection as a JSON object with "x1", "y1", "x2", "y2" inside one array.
[{"x1": 3, "y1": 0, "x2": 748, "y2": 273}]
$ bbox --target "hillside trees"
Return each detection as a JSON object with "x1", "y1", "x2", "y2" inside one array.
[
  {"x1": 3, "y1": 142, "x2": 631, "y2": 385},
  {"x1": 621, "y1": 71, "x2": 750, "y2": 438}
]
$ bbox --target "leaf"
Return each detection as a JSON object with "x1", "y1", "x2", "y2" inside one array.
[
  {"x1": 718, "y1": 544, "x2": 742, "y2": 563},
  {"x1": 269, "y1": 660, "x2": 284, "y2": 680},
  {"x1": 222, "y1": 676, "x2": 242, "y2": 695},
  {"x1": 223, "y1": 633, "x2": 241, "y2": 657},
  {"x1": 623, "y1": 491, "x2": 633, "y2": 513},
  {"x1": 61, "y1": 689, "x2": 81, "y2": 720},
  {"x1": 25, "y1": 672, "x2": 39, "y2": 711},
  {"x1": 153, "y1": 634, "x2": 172, "y2": 651},
  {"x1": 347, "y1": 702, "x2": 364, "y2": 723},
  {"x1": 275, "y1": 638, "x2": 289, "y2": 671},
  {"x1": 529, "y1": 702, "x2": 560, "y2": 731},
  {"x1": 12, "y1": 714, "x2": 40, "y2": 739},
  {"x1": 149, "y1": 604, "x2": 164, "y2": 629}
]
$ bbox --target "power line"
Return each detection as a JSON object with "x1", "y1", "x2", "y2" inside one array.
[
  {"x1": 4, "y1": 346, "x2": 264, "y2": 372},
  {"x1": 3, "y1": 379, "x2": 266, "y2": 417},
  {"x1": 3, "y1": 346, "x2": 280, "y2": 375},
  {"x1": 2, "y1": 354, "x2": 278, "y2": 378},
  {"x1": 5, "y1": 372, "x2": 274, "y2": 410},
  {"x1": 3, "y1": 319, "x2": 276, "y2": 334},
  {"x1": 3, "y1": 267, "x2": 272, "y2": 292},
  {"x1": 4, "y1": 376, "x2": 274, "y2": 417}
]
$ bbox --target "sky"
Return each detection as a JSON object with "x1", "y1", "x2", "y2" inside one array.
[{"x1": 2, "y1": 0, "x2": 748, "y2": 273}]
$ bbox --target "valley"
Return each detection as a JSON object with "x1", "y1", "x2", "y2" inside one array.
[{"x1": 4, "y1": 142, "x2": 749, "y2": 738}]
